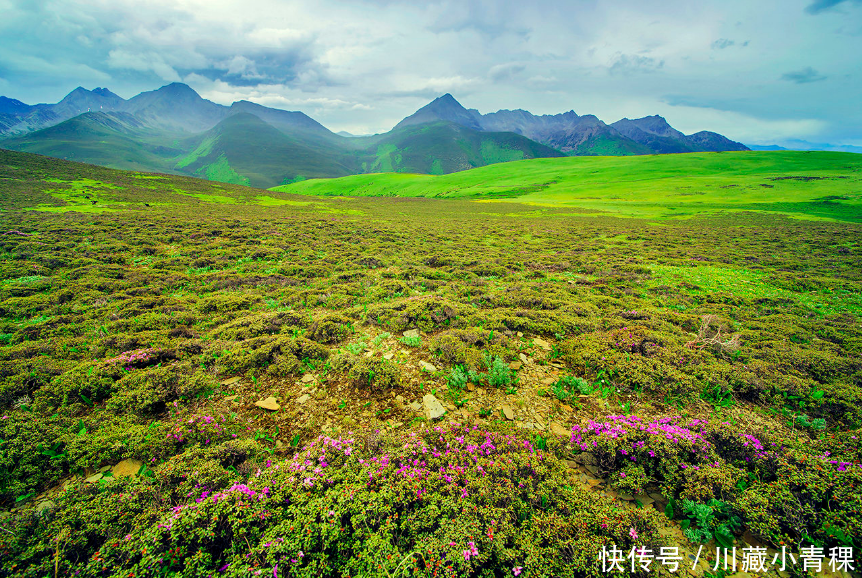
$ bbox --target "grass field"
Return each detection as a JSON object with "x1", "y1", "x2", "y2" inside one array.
[
  {"x1": 1, "y1": 148, "x2": 861, "y2": 577},
  {"x1": 272, "y1": 150, "x2": 862, "y2": 221}
]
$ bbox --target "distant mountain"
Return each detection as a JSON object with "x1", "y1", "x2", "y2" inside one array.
[
  {"x1": 747, "y1": 140, "x2": 862, "y2": 154},
  {"x1": 358, "y1": 121, "x2": 564, "y2": 174},
  {"x1": 0, "y1": 83, "x2": 759, "y2": 188},
  {"x1": 1, "y1": 111, "x2": 180, "y2": 172},
  {"x1": 394, "y1": 94, "x2": 483, "y2": 131},
  {"x1": 392, "y1": 95, "x2": 747, "y2": 156},
  {"x1": 174, "y1": 113, "x2": 356, "y2": 188}
]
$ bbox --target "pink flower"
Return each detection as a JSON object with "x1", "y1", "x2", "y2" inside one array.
[
  {"x1": 629, "y1": 527, "x2": 638, "y2": 540},
  {"x1": 513, "y1": 567, "x2": 523, "y2": 576}
]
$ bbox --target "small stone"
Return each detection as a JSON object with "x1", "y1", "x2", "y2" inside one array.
[
  {"x1": 634, "y1": 494, "x2": 655, "y2": 506},
  {"x1": 224, "y1": 395, "x2": 238, "y2": 402},
  {"x1": 517, "y1": 332, "x2": 523, "y2": 337},
  {"x1": 400, "y1": 349, "x2": 409, "y2": 354},
  {"x1": 408, "y1": 401, "x2": 422, "y2": 412},
  {"x1": 99, "y1": 465, "x2": 111, "y2": 473},
  {"x1": 383, "y1": 352, "x2": 394, "y2": 360},
  {"x1": 301, "y1": 374, "x2": 314, "y2": 383},
  {"x1": 573, "y1": 452, "x2": 598, "y2": 466},
  {"x1": 276, "y1": 440, "x2": 284, "y2": 449},
  {"x1": 560, "y1": 404, "x2": 573, "y2": 412},
  {"x1": 255, "y1": 397, "x2": 280, "y2": 411},
  {"x1": 112, "y1": 458, "x2": 143, "y2": 479},
  {"x1": 34, "y1": 500, "x2": 55, "y2": 518},
  {"x1": 519, "y1": 353, "x2": 528, "y2": 363},
  {"x1": 467, "y1": 383, "x2": 475, "y2": 391},
  {"x1": 419, "y1": 360, "x2": 437, "y2": 372},
  {"x1": 502, "y1": 405, "x2": 515, "y2": 420},
  {"x1": 542, "y1": 377, "x2": 555, "y2": 385},
  {"x1": 550, "y1": 423, "x2": 569, "y2": 437},
  {"x1": 584, "y1": 464, "x2": 599, "y2": 475},
  {"x1": 85, "y1": 473, "x2": 103, "y2": 484},
  {"x1": 618, "y1": 493, "x2": 634, "y2": 501},
  {"x1": 533, "y1": 337, "x2": 552, "y2": 351},
  {"x1": 648, "y1": 492, "x2": 665, "y2": 503},
  {"x1": 297, "y1": 394, "x2": 310, "y2": 405},
  {"x1": 402, "y1": 329, "x2": 420, "y2": 338},
  {"x1": 313, "y1": 390, "x2": 326, "y2": 400},
  {"x1": 508, "y1": 361, "x2": 522, "y2": 370},
  {"x1": 587, "y1": 478, "x2": 602, "y2": 487},
  {"x1": 364, "y1": 350, "x2": 374, "y2": 358},
  {"x1": 423, "y1": 394, "x2": 446, "y2": 420},
  {"x1": 221, "y1": 377, "x2": 240, "y2": 385}
]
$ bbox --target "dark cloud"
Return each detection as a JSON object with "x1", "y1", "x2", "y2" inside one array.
[
  {"x1": 805, "y1": 0, "x2": 862, "y2": 14},
  {"x1": 781, "y1": 67, "x2": 827, "y2": 83}
]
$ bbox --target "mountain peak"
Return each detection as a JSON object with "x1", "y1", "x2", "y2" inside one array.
[{"x1": 394, "y1": 93, "x2": 482, "y2": 131}]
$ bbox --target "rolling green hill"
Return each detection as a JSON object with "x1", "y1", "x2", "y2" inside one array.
[
  {"x1": 0, "y1": 112, "x2": 183, "y2": 173},
  {"x1": 353, "y1": 121, "x2": 565, "y2": 175},
  {"x1": 174, "y1": 113, "x2": 359, "y2": 188},
  {"x1": 272, "y1": 150, "x2": 862, "y2": 221}
]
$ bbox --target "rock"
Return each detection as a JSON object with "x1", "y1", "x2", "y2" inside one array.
[
  {"x1": 502, "y1": 405, "x2": 515, "y2": 420},
  {"x1": 224, "y1": 395, "x2": 238, "y2": 402},
  {"x1": 423, "y1": 394, "x2": 446, "y2": 420},
  {"x1": 618, "y1": 493, "x2": 634, "y2": 501},
  {"x1": 550, "y1": 423, "x2": 570, "y2": 437},
  {"x1": 584, "y1": 464, "x2": 599, "y2": 476},
  {"x1": 508, "y1": 361, "x2": 522, "y2": 370},
  {"x1": 634, "y1": 494, "x2": 655, "y2": 506},
  {"x1": 383, "y1": 352, "x2": 394, "y2": 360},
  {"x1": 276, "y1": 440, "x2": 284, "y2": 449},
  {"x1": 34, "y1": 500, "x2": 55, "y2": 518},
  {"x1": 533, "y1": 337, "x2": 551, "y2": 351},
  {"x1": 297, "y1": 394, "x2": 310, "y2": 405},
  {"x1": 648, "y1": 492, "x2": 665, "y2": 503},
  {"x1": 742, "y1": 530, "x2": 766, "y2": 548},
  {"x1": 419, "y1": 360, "x2": 437, "y2": 372},
  {"x1": 517, "y1": 332, "x2": 524, "y2": 337},
  {"x1": 400, "y1": 349, "x2": 410, "y2": 354},
  {"x1": 255, "y1": 397, "x2": 280, "y2": 411},
  {"x1": 111, "y1": 458, "x2": 143, "y2": 479},
  {"x1": 519, "y1": 353, "x2": 529, "y2": 363},
  {"x1": 301, "y1": 374, "x2": 314, "y2": 383},
  {"x1": 408, "y1": 401, "x2": 422, "y2": 412},
  {"x1": 364, "y1": 350, "x2": 374, "y2": 358},
  {"x1": 221, "y1": 377, "x2": 240, "y2": 385},
  {"x1": 403, "y1": 329, "x2": 420, "y2": 338},
  {"x1": 573, "y1": 452, "x2": 598, "y2": 466},
  {"x1": 85, "y1": 473, "x2": 103, "y2": 484},
  {"x1": 587, "y1": 478, "x2": 602, "y2": 487},
  {"x1": 99, "y1": 465, "x2": 112, "y2": 473},
  {"x1": 467, "y1": 383, "x2": 475, "y2": 391},
  {"x1": 542, "y1": 377, "x2": 555, "y2": 385},
  {"x1": 559, "y1": 404, "x2": 573, "y2": 412}
]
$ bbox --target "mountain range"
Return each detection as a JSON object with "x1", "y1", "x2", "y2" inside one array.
[{"x1": 0, "y1": 83, "x2": 749, "y2": 187}]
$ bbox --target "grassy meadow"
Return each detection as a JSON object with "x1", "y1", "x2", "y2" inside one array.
[
  {"x1": 272, "y1": 150, "x2": 862, "y2": 221},
  {"x1": 0, "y1": 149, "x2": 860, "y2": 577}
]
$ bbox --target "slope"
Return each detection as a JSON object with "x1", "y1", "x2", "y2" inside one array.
[
  {"x1": 355, "y1": 121, "x2": 565, "y2": 175},
  {"x1": 0, "y1": 111, "x2": 184, "y2": 172},
  {"x1": 271, "y1": 150, "x2": 862, "y2": 221},
  {"x1": 174, "y1": 112, "x2": 359, "y2": 188}
]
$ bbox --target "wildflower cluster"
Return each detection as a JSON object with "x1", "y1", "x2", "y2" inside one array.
[
  {"x1": 103, "y1": 347, "x2": 164, "y2": 369},
  {"x1": 80, "y1": 426, "x2": 661, "y2": 578}
]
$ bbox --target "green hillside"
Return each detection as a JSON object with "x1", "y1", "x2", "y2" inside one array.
[
  {"x1": 0, "y1": 112, "x2": 182, "y2": 173},
  {"x1": 353, "y1": 121, "x2": 564, "y2": 174},
  {"x1": 174, "y1": 113, "x2": 359, "y2": 188},
  {"x1": 272, "y1": 150, "x2": 862, "y2": 221}
]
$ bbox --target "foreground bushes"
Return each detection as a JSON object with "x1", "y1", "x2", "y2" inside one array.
[{"x1": 2, "y1": 426, "x2": 663, "y2": 578}]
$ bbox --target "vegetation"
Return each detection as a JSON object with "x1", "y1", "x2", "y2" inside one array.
[{"x1": 0, "y1": 148, "x2": 861, "y2": 576}]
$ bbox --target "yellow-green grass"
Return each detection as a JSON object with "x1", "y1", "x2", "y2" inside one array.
[{"x1": 271, "y1": 151, "x2": 862, "y2": 221}]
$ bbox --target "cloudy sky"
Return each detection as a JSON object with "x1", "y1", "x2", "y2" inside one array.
[{"x1": 1, "y1": 0, "x2": 860, "y2": 145}]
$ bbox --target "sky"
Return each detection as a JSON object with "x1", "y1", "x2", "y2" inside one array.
[{"x1": 0, "y1": 0, "x2": 860, "y2": 145}]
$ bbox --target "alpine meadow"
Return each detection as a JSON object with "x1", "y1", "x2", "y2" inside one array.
[{"x1": 1, "y1": 1, "x2": 861, "y2": 577}]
